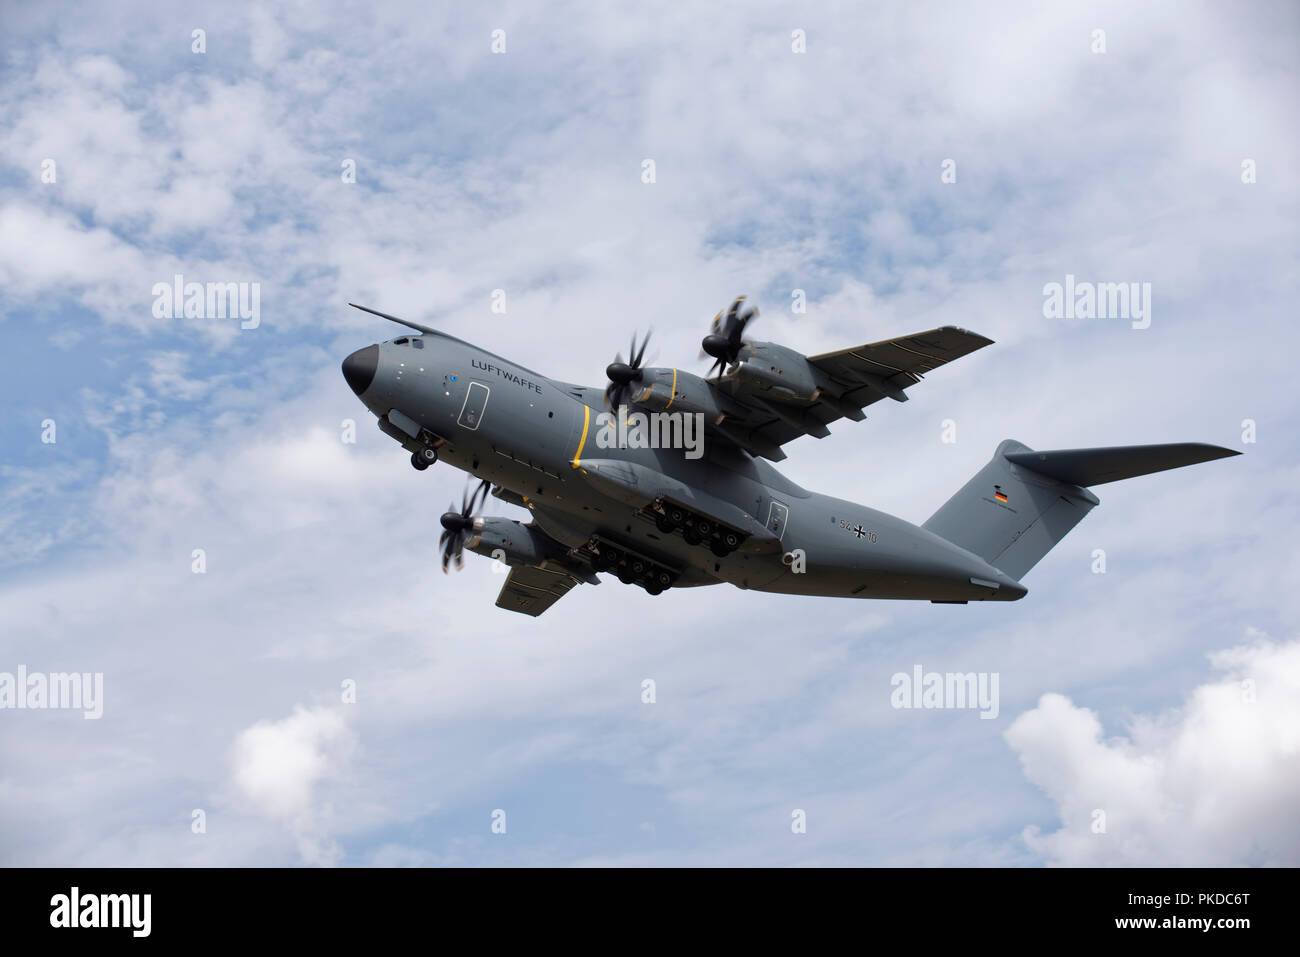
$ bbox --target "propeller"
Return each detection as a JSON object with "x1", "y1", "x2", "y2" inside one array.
[
  {"x1": 439, "y1": 478, "x2": 491, "y2": 572},
  {"x1": 604, "y1": 330, "x2": 652, "y2": 412},
  {"x1": 701, "y1": 295, "x2": 757, "y2": 378}
]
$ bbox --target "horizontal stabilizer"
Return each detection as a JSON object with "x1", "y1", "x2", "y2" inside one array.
[
  {"x1": 924, "y1": 438, "x2": 1240, "y2": 581},
  {"x1": 1003, "y1": 443, "x2": 1240, "y2": 486}
]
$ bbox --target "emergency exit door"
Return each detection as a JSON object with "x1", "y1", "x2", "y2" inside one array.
[
  {"x1": 766, "y1": 501, "x2": 788, "y2": 540},
  {"x1": 458, "y1": 381, "x2": 490, "y2": 430}
]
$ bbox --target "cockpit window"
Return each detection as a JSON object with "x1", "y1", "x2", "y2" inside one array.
[
  {"x1": 393, "y1": 336, "x2": 409, "y2": 345},
  {"x1": 412, "y1": 338, "x2": 424, "y2": 349}
]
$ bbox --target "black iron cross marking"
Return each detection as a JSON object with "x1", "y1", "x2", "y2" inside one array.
[{"x1": 852, "y1": 524, "x2": 865, "y2": 539}]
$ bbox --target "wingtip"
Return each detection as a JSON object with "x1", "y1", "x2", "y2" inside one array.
[
  {"x1": 1178, "y1": 442, "x2": 1242, "y2": 460},
  {"x1": 937, "y1": 325, "x2": 995, "y2": 346},
  {"x1": 1207, "y1": 444, "x2": 1243, "y2": 459}
]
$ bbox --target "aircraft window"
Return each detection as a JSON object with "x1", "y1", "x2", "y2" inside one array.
[
  {"x1": 393, "y1": 337, "x2": 409, "y2": 345},
  {"x1": 412, "y1": 338, "x2": 424, "y2": 349}
]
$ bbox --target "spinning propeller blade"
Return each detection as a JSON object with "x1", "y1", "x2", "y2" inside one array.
[
  {"x1": 701, "y1": 295, "x2": 757, "y2": 378},
  {"x1": 439, "y1": 478, "x2": 491, "y2": 572}
]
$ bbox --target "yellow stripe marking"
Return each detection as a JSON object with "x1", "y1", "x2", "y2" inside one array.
[
  {"x1": 665, "y1": 368, "x2": 678, "y2": 409},
  {"x1": 571, "y1": 404, "x2": 591, "y2": 469}
]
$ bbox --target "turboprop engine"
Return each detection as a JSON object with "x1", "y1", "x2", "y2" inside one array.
[{"x1": 465, "y1": 517, "x2": 554, "y2": 567}]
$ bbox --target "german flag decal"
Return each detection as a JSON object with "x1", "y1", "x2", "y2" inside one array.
[{"x1": 994, "y1": 486, "x2": 1008, "y2": 503}]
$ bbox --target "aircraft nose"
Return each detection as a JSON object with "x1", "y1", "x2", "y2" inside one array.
[{"x1": 342, "y1": 344, "x2": 378, "y2": 396}]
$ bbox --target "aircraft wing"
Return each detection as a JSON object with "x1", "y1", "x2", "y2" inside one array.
[
  {"x1": 708, "y1": 327, "x2": 993, "y2": 460},
  {"x1": 494, "y1": 560, "x2": 588, "y2": 616},
  {"x1": 807, "y1": 326, "x2": 993, "y2": 395}
]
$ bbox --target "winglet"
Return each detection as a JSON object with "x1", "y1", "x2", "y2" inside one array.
[{"x1": 348, "y1": 302, "x2": 439, "y2": 335}]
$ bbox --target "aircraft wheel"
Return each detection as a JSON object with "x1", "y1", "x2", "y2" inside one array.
[
  {"x1": 710, "y1": 541, "x2": 730, "y2": 557},
  {"x1": 654, "y1": 570, "x2": 672, "y2": 589},
  {"x1": 666, "y1": 506, "x2": 686, "y2": 526},
  {"x1": 694, "y1": 519, "x2": 713, "y2": 538},
  {"x1": 617, "y1": 567, "x2": 635, "y2": 584},
  {"x1": 630, "y1": 559, "x2": 646, "y2": 576},
  {"x1": 411, "y1": 451, "x2": 430, "y2": 471},
  {"x1": 682, "y1": 526, "x2": 703, "y2": 546},
  {"x1": 644, "y1": 582, "x2": 663, "y2": 596},
  {"x1": 655, "y1": 514, "x2": 676, "y2": 533},
  {"x1": 720, "y1": 530, "x2": 741, "y2": 550}
]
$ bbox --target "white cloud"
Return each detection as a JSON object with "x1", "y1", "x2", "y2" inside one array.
[
  {"x1": 231, "y1": 705, "x2": 356, "y2": 865},
  {"x1": 1005, "y1": 633, "x2": 1300, "y2": 866},
  {"x1": 146, "y1": 351, "x2": 213, "y2": 401}
]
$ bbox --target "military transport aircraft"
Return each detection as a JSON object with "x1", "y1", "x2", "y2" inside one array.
[{"x1": 341, "y1": 297, "x2": 1238, "y2": 616}]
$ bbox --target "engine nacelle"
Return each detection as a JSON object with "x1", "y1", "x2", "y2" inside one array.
[
  {"x1": 631, "y1": 368, "x2": 728, "y2": 421},
  {"x1": 733, "y1": 342, "x2": 820, "y2": 400},
  {"x1": 636, "y1": 346, "x2": 823, "y2": 406},
  {"x1": 466, "y1": 518, "x2": 552, "y2": 567}
]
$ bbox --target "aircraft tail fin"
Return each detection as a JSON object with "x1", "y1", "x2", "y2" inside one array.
[{"x1": 922, "y1": 440, "x2": 1239, "y2": 580}]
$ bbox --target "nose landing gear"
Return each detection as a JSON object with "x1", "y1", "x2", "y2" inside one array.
[{"x1": 411, "y1": 446, "x2": 438, "y2": 471}]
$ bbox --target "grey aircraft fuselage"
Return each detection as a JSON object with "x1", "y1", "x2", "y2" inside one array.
[{"x1": 341, "y1": 328, "x2": 1030, "y2": 603}]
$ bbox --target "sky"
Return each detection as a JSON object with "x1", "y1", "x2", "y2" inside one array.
[{"x1": 0, "y1": 0, "x2": 1297, "y2": 866}]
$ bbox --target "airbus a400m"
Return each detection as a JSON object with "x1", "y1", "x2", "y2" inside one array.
[{"x1": 341, "y1": 297, "x2": 1237, "y2": 616}]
